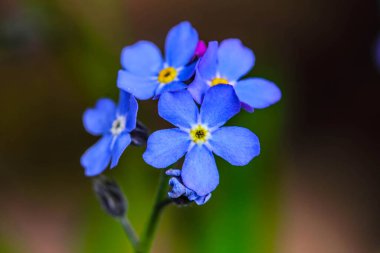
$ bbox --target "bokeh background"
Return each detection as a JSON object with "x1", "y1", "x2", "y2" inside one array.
[{"x1": 1, "y1": 0, "x2": 379, "y2": 252}]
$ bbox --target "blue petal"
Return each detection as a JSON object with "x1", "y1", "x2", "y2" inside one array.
[
  {"x1": 117, "y1": 70, "x2": 158, "y2": 100},
  {"x1": 165, "y1": 21, "x2": 199, "y2": 68},
  {"x1": 116, "y1": 90, "x2": 131, "y2": 116},
  {"x1": 199, "y1": 85, "x2": 240, "y2": 128},
  {"x1": 81, "y1": 135, "x2": 113, "y2": 176},
  {"x1": 209, "y1": 127, "x2": 260, "y2": 166},
  {"x1": 178, "y1": 60, "x2": 197, "y2": 81},
  {"x1": 218, "y1": 39, "x2": 255, "y2": 81},
  {"x1": 127, "y1": 95, "x2": 138, "y2": 131},
  {"x1": 182, "y1": 145, "x2": 219, "y2": 196},
  {"x1": 188, "y1": 70, "x2": 210, "y2": 104},
  {"x1": 120, "y1": 41, "x2": 163, "y2": 77},
  {"x1": 143, "y1": 129, "x2": 190, "y2": 168},
  {"x1": 198, "y1": 41, "x2": 218, "y2": 80},
  {"x1": 155, "y1": 81, "x2": 187, "y2": 97},
  {"x1": 116, "y1": 91, "x2": 138, "y2": 131},
  {"x1": 194, "y1": 193, "x2": 211, "y2": 205},
  {"x1": 158, "y1": 90, "x2": 198, "y2": 129},
  {"x1": 110, "y1": 133, "x2": 132, "y2": 168},
  {"x1": 235, "y1": 78, "x2": 281, "y2": 109},
  {"x1": 83, "y1": 99, "x2": 116, "y2": 136},
  {"x1": 187, "y1": 41, "x2": 219, "y2": 104},
  {"x1": 115, "y1": 91, "x2": 138, "y2": 132}
]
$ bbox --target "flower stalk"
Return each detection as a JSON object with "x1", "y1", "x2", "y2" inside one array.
[
  {"x1": 112, "y1": 171, "x2": 170, "y2": 253},
  {"x1": 136, "y1": 172, "x2": 171, "y2": 253},
  {"x1": 120, "y1": 217, "x2": 139, "y2": 249}
]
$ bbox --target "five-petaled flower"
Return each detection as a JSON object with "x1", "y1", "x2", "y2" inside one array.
[
  {"x1": 188, "y1": 39, "x2": 282, "y2": 112},
  {"x1": 143, "y1": 85, "x2": 260, "y2": 196},
  {"x1": 81, "y1": 91, "x2": 138, "y2": 176},
  {"x1": 117, "y1": 21, "x2": 199, "y2": 100}
]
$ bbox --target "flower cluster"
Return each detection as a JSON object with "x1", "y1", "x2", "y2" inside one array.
[{"x1": 81, "y1": 21, "x2": 281, "y2": 205}]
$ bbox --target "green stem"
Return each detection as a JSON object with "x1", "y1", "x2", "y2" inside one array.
[
  {"x1": 136, "y1": 172, "x2": 171, "y2": 253},
  {"x1": 120, "y1": 217, "x2": 139, "y2": 250}
]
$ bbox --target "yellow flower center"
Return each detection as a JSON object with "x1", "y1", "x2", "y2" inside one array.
[
  {"x1": 158, "y1": 67, "x2": 177, "y2": 84},
  {"x1": 210, "y1": 77, "x2": 229, "y2": 87},
  {"x1": 190, "y1": 125, "x2": 210, "y2": 144}
]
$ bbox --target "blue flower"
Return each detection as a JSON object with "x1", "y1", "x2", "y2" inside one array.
[
  {"x1": 81, "y1": 91, "x2": 138, "y2": 176},
  {"x1": 117, "y1": 21, "x2": 199, "y2": 100},
  {"x1": 143, "y1": 85, "x2": 260, "y2": 196},
  {"x1": 166, "y1": 169, "x2": 211, "y2": 205},
  {"x1": 188, "y1": 39, "x2": 282, "y2": 112}
]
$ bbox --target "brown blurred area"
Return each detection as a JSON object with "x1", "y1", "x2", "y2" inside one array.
[{"x1": 1, "y1": 0, "x2": 379, "y2": 252}]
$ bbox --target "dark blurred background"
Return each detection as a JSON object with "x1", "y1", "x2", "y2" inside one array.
[{"x1": 0, "y1": 0, "x2": 379, "y2": 252}]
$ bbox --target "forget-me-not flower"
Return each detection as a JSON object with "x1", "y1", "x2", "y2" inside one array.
[
  {"x1": 166, "y1": 169, "x2": 211, "y2": 205},
  {"x1": 81, "y1": 91, "x2": 138, "y2": 176},
  {"x1": 188, "y1": 39, "x2": 282, "y2": 112},
  {"x1": 117, "y1": 21, "x2": 199, "y2": 100},
  {"x1": 143, "y1": 85, "x2": 260, "y2": 196}
]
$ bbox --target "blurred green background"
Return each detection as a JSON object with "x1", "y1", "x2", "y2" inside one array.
[{"x1": 0, "y1": 0, "x2": 379, "y2": 253}]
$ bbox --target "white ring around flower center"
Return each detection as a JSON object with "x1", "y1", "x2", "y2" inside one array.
[{"x1": 111, "y1": 116, "x2": 126, "y2": 135}]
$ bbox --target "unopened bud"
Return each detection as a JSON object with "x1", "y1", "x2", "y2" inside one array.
[
  {"x1": 166, "y1": 169, "x2": 211, "y2": 206},
  {"x1": 131, "y1": 120, "x2": 149, "y2": 147},
  {"x1": 194, "y1": 40, "x2": 207, "y2": 58},
  {"x1": 92, "y1": 176, "x2": 127, "y2": 218}
]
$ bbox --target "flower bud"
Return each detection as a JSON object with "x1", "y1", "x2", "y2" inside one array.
[
  {"x1": 166, "y1": 169, "x2": 211, "y2": 206},
  {"x1": 92, "y1": 176, "x2": 127, "y2": 218},
  {"x1": 194, "y1": 40, "x2": 207, "y2": 58}
]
